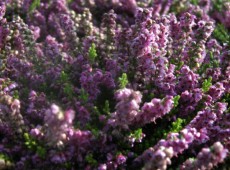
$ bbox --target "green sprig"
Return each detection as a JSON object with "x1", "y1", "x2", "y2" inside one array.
[
  {"x1": 202, "y1": 77, "x2": 212, "y2": 93},
  {"x1": 24, "y1": 133, "x2": 46, "y2": 158},
  {"x1": 171, "y1": 118, "x2": 186, "y2": 133},
  {"x1": 29, "y1": 0, "x2": 40, "y2": 13},
  {"x1": 129, "y1": 128, "x2": 143, "y2": 140},
  {"x1": 79, "y1": 88, "x2": 89, "y2": 103},
  {"x1": 89, "y1": 43, "x2": 97, "y2": 63},
  {"x1": 213, "y1": 24, "x2": 230, "y2": 45},
  {"x1": 173, "y1": 95, "x2": 180, "y2": 107},
  {"x1": 85, "y1": 153, "x2": 97, "y2": 166},
  {"x1": 60, "y1": 71, "x2": 69, "y2": 83},
  {"x1": 103, "y1": 100, "x2": 110, "y2": 115},
  {"x1": 63, "y1": 83, "x2": 74, "y2": 99},
  {"x1": 118, "y1": 73, "x2": 128, "y2": 89},
  {"x1": 190, "y1": 0, "x2": 198, "y2": 5},
  {"x1": 212, "y1": 0, "x2": 228, "y2": 12}
]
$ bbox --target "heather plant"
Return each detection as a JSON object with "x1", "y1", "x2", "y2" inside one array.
[{"x1": 0, "y1": 0, "x2": 230, "y2": 170}]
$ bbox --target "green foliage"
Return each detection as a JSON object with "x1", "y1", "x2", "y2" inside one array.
[
  {"x1": 190, "y1": 0, "x2": 198, "y2": 5},
  {"x1": 36, "y1": 146, "x2": 46, "y2": 158},
  {"x1": 63, "y1": 83, "x2": 74, "y2": 99},
  {"x1": 213, "y1": 24, "x2": 230, "y2": 45},
  {"x1": 129, "y1": 128, "x2": 143, "y2": 140},
  {"x1": 0, "y1": 153, "x2": 12, "y2": 169},
  {"x1": 198, "y1": 52, "x2": 219, "y2": 75},
  {"x1": 103, "y1": 100, "x2": 110, "y2": 115},
  {"x1": 60, "y1": 71, "x2": 69, "y2": 83},
  {"x1": 134, "y1": 126, "x2": 167, "y2": 154},
  {"x1": 13, "y1": 90, "x2": 19, "y2": 99},
  {"x1": 222, "y1": 93, "x2": 230, "y2": 113},
  {"x1": 29, "y1": 0, "x2": 40, "y2": 13},
  {"x1": 202, "y1": 77, "x2": 212, "y2": 93},
  {"x1": 24, "y1": 133, "x2": 46, "y2": 158},
  {"x1": 173, "y1": 95, "x2": 180, "y2": 107},
  {"x1": 39, "y1": 82, "x2": 47, "y2": 91},
  {"x1": 85, "y1": 125, "x2": 100, "y2": 140},
  {"x1": 89, "y1": 43, "x2": 97, "y2": 63},
  {"x1": 170, "y1": 118, "x2": 186, "y2": 133},
  {"x1": 24, "y1": 133, "x2": 35, "y2": 150},
  {"x1": 176, "y1": 61, "x2": 184, "y2": 71},
  {"x1": 93, "y1": 106, "x2": 100, "y2": 116},
  {"x1": 135, "y1": 119, "x2": 185, "y2": 154},
  {"x1": 85, "y1": 153, "x2": 97, "y2": 166},
  {"x1": 79, "y1": 88, "x2": 89, "y2": 103},
  {"x1": 162, "y1": 118, "x2": 185, "y2": 138},
  {"x1": 91, "y1": 128, "x2": 100, "y2": 138},
  {"x1": 118, "y1": 73, "x2": 128, "y2": 89},
  {"x1": 0, "y1": 153, "x2": 10, "y2": 162},
  {"x1": 222, "y1": 93, "x2": 230, "y2": 103},
  {"x1": 169, "y1": 0, "x2": 187, "y2": 14},
  {"x1": 20, "y1": 88, "x2": 30, "y2": 101},
  {"x1": 59, "y1": 71, "x2": 74, "y2": 99},
  {"x1": 198, "y1": 63, "x2": 209, "y2": 75},
  {"x1": 212, "y1": 0, "x2": 229, "y2": 12}
]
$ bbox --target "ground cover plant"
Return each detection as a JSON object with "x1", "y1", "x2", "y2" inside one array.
[{"x1": 0, "y1": 0, "x2": 230, "y2": 169}]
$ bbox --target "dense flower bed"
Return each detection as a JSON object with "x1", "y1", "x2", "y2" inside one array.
[{"x1": 0, "y1": 0, "x2": 230, "y2": 169}]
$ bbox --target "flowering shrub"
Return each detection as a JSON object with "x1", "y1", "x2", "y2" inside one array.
[{"x1": 0, "y1": 0, "x2": 230, "y2": 169}]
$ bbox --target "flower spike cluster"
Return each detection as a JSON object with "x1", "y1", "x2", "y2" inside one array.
[{"x1": 0, "y1": 0, "x2": 230, "y2": 169}]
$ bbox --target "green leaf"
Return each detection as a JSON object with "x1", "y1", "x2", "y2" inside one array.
[
  {"x1": 36, "y1": 146, "x2": 46, "y2": 158},
  {"x1": 85, "y1": 153, "x2": 97, "y2": 166},
  {"x1": 190, "y1": 0, "x2": 198, "y2": 5},
  {"x1": 24, "y1": 132, "x2": 46, "y2": 158},
  {"x1": 88, "y1": 43, "x2": 97, "y2": 63},
  {"x1": 103, "y1": 100, "x2": 110, "y2": 115},
  {"x1": 24, "y1": 133, "x2": 36, "y2": 149},
  {"x1": 198, "y1": 51, "x2": 219, "y2": 75},
  {"x1": 13, "y1": 90, "x2": 19, "y2": 99},
  {"x1": 24, "y1": 133, "x2": 30, "y2": 140},
  {"x1": 93, "y1": 106, "x2": 100, "y2": 116},
  {"x1": 129, "y1": 128, "x2": 143, "y2": 140},
  {"x1": 171, "y1": 118, "x2": 185, "y2": 133},
  {"x1": 0, "y1": 153, "x2": 10, "y2": 162},
  {"x1": 0, "y1": 153, "x2": 12, "y2": 168},
  {"x1": 91, "y1": 128, "x2": 100, "y2": 138},
  {"x1": 79, "y1": 88, "x2": 89, "y2": 103},
  {"x1": 60, "y1": 71, "x2": 69, "y2": 83},
  {"x1": 202, "y1": 77, "x2": 212, "y2": 92},
  {"x1": 63, "y1": 83, "x2": 74, "y2": 99},
  {"x1": 213, "y1": 24, "x2": 230, "y2": 45},
  {"x1": 118, "y1": 73, "x2": 128, "y2": 89},
  {"x1": 176, "y1": 61, "x2": 184, "y2": 71},
  {"x1": 173, "y1": 95, "x2": 180, "y2": 107},
  {"x1": 212, "y1": 0, "x2": 228, "y2": 12},
  {"x1": 29, "y1": 0, "x2": 40, "y2": 13}
]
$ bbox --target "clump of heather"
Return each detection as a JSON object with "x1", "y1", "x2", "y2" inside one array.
[
  {"x1": 0, "y1": 0, "x2": 230, "y2": 169},
  {"x1": 180, "y1": 142, "x2": 228, "y2": 170}
]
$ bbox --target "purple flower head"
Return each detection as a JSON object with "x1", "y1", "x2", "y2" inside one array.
[
  {"x1": 180, "y1": 12, "x2": 196, "y2": 32},
  {"x1": 10, "y1": 99, "x2": 20, "y2": 114},
  {"x1": 0, "y1": 1, "x2": 230, "y2": 169},
  {"x1": 138, "y1": 95, "x2": 174, "y2": 125},
  {"x1": 108, "y1": 88, "x2": 142, "y2": 128},
  {"x1": 44, "y1": 35, "x2": 62, "y2": 59},
  {"x1": 208, "y1": 82, "x2": 225, "y2": 100},
  {"x1": 59, "y1": 14, "x2": 75, "y2": 32},
  {"x1": 181, "y1": 142, "x2": 228, "y2": 170},
  {"x1": 98, "y1": 164, "x2": 107, "y2": 170},
  {"x1": 64, "y1": 109, "x2": 75, "y2": 124},
  {"x1": 116, "y1": 154, "x2": 127, "y2": 165},
  {"x1": 0, "y1": 2, "x2": 6, "y2": 20}
]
